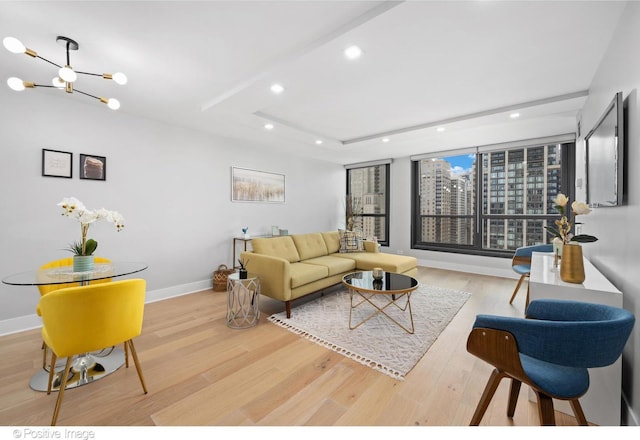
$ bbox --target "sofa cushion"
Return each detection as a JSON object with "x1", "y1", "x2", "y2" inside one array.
[
  {"x1": 338, "y1": 229, "x2": 365, "y2": 252},
  {"x1": 291, "y1": 233, "x2": 328, "y2": 260},
  {"x1": 334, "y1": 252, "x2": 417, "y2": 273},
  {"x1": 321, "y1": 231, "x2": 341, "y2": 254},
  {"x1": 304, "y1": 255, "x2": 357, "y2": 276},
  {"x1": 290, "y1": 262, "x2": 329, "y2": 288},
  {"x1": 251, "y1": 236, "x2": 300, "y2": 263}
]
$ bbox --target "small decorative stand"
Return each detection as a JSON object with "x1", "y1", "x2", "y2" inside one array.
[{"x1": 226, "y1": 272, "x2": 260, "y2": 329}]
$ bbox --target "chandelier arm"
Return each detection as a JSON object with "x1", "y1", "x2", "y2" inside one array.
[
  {"x1": 73, "y1": 88, "x2": 100, "y2": 100},
  {"x1": 35, "y1": 55, "x2": 62, "y2": 69},
  {"x1": 75, "y1": 71, "x2": 103, "y2": 78}
]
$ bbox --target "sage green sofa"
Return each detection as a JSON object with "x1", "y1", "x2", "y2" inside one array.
[{"x1": 240, "y1": 231, "x2": 418, "y2": 318}]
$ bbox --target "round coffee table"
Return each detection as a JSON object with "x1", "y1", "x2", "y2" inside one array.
[{"x1": 342, "y1": 271, "x2": 419, "y2": 334}]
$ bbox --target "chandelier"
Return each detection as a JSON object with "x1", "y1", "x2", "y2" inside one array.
[{"x1": 3, "y1": 35, "x2": 127, "y2": 110}]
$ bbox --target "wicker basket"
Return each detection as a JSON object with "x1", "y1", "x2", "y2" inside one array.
[{"x1": 213, "y1": 264, "x2": 235, "y2": 291}]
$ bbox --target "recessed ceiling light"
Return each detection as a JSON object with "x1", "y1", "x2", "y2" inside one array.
[
  {"x1": 344, "y1": 45, "x2": 363, "y2": 60},
  {"x1": 510, "y1": 112, "x2": 520, "y2": 119},
  {"x1": 437, "y1": 126, "x2": 446, "y2": 132},
  {"x1": 270, "y1": 83, "x2": 284, "y2": 94},
  {"x1": 382, "y1": 137, "x2": 390, "y2": 143},
  {"x1": 264, "y1": 123, "x2": 274, "y2": 130},
  {"x1": 315, "y1": 139, "x2": 323, "y2": 145}
]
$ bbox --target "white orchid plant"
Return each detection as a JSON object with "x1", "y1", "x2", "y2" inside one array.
[
  {"x1": 58, "y1": 197, "x2": 125, "y2": 256},
  {"x1": 545, "y1": 193, "x2": 598, "y2": 244}
]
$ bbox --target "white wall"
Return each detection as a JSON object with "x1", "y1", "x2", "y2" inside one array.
[
  {"x1": 573, "y1": 1, "x2": 640, "y2": 426},
  {"x1": 0, "y1": 89, "x2": 344, "y2": 333}
]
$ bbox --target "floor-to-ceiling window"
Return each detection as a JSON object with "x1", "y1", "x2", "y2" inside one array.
[
  {"x1": 346, "y1": 161, "x2": 390, "y2": 246},
  {"x1": 411, "y1": 137, "x2": 575, "y2": 257}
]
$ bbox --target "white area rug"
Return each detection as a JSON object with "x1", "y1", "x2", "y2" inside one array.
[{"x1": 268, "y1": 285, "x2": 471, "y2": 380}]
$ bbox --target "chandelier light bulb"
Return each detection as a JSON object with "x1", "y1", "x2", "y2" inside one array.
[
  {"x1": 52, "y1": 77, "x2": 65, "y2": 88},
  {"x1": 7, "y1": 77, "x2": 25, "y2": 91},
  {"x1": 107, "y1": 98, "x2": 120, "y2": 110},
  {"x1": 112, "y1": 72, "x2": 127, "y2": 85},
  {"x1": 3, "y1": 36, "x2": 25, "y2": 54},
  {"x1": 58, "y1": 66, "x2": 77, "y2": 83}
]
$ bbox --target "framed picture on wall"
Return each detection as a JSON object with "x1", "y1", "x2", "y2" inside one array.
[
  {"x1": 231, "y1": 167, "x2": 285, "y2": 203},
  {"x1": 79, "y1": 154, "x2": 106, "y2": 181},
  {"x1": 42, "y1": 149, "x2": 72, "y2": 178}
]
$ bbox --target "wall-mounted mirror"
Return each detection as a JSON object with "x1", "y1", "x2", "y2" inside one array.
[{"x1": 585, "y1": 91, "x2": 624, "y2": 207}]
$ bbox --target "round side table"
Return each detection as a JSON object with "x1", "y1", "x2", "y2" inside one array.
[{"x1": 226, "y1": 272, "x2": 260, "y2": 329}]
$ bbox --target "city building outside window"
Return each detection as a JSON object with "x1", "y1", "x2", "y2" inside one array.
[
  {"x1": 346, "y1": 162, "x2": 390, "y2": 246},
  {"x1": 411, "y1": 140, "x2": 575, "y2": 257}
]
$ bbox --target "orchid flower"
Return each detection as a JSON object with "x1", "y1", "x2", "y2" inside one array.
[{"x1": 58, "y1": 197, "x2": 125, "y2": 256}]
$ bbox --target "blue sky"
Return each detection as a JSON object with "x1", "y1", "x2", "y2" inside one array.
[{"x1": 444, "y1": 154, "x2": 476, "y2": 175}]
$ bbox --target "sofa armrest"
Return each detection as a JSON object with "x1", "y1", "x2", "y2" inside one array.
[
  {"x1": 364, "y1": 240, "x2": 379, "y2": 253},
  {"x1": 241, "y1": 251, "x2": 292, "y2": 301}
]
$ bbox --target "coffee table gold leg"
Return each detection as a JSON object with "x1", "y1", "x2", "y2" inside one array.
[{"x1": 349, "y1": 289, "x2": 415, "y2": 334}]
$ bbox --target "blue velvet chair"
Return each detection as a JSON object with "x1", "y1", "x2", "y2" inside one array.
[
  {"x1": 467, "y1": 299, "x2": 635, "y2": 425},
  {"x1": 509, "y1": 244, "x2": 553, "y2": 308}
]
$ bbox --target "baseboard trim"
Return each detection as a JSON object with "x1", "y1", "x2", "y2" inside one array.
[
  {"x1": 0, "y1": 278, "x2": 213, "y2": 337},
  {"x1": 623, "y1": 392, "x2": 639, "y2": 426},
  {"x1": 416, "y1": 258, "x2": 515, "y2": 280}
]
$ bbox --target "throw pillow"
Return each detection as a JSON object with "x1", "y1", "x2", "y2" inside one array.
[{"x1": 339, "y1": 229, "x2": 365, "y2": 253}]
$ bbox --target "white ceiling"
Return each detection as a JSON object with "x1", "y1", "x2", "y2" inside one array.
[{"x1": 0, "y1": 1, "x2": 628, "y2": 164}]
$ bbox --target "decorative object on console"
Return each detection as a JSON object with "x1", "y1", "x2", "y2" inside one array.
[
  {"x1": 544, "y1": 193, "x2": 597, "y2": 284},
  {"x1": 560, "y1": 243, "x2": 586, "y2": 284},
  {"x1": 3, "y1": 36, "x2": 126, "y2": 110},
  {"x1": 545, "y1": 193, "x2": 598, "y2": 245},
  {"x1": 271, "y1": 225, "x2": 279, "y2": 236},
  {"x1": 552, "y1": 237, "x2": 563, "y2": 268},
  {"x1": 242, "y1": 227, "x2": 249, "y2": 239},
  {"x1": 58, "y1": 197, "x2": 125, "y2": 272}
]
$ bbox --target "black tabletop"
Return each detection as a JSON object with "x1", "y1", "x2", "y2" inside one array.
[{"x1": 342, "y1": 271, "x2": 418, "y2": 293}]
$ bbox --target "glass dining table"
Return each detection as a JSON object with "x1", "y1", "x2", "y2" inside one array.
[{"x1": 2, "y1": 261, "x2": 148, "y2": 392}]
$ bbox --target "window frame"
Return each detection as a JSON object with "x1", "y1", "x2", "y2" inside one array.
[
  {"x1": 411, "y1": 140, "x2": 575, "y2": 258},
  {"x1": 346, "y1": 162, "x2": 391, "y2": 247}
]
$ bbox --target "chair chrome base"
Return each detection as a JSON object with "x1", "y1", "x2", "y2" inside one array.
[{"x1": 30, "y1": 348, "x2": 125, "y2": 392}]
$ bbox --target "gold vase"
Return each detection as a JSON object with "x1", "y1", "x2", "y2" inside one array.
[{"x1": 560, "y1": 243, "x2": 585, "y2": 284}]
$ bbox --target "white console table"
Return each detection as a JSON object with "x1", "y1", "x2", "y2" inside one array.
[{"x1": 529, "y1": 252, "x2": 623, "y2": 426}]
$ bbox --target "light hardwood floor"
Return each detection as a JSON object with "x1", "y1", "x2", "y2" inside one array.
[{"x1": 0, "y1": 267, "x2": 583, "y2": 426}]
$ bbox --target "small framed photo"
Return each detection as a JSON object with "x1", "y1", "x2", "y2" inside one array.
[
  {"x1": 42, "y1": 149, "x2": 72, "y2": 178},
  {"x1": 79, "y1": 154, "x2": 106, "y2": 181}
]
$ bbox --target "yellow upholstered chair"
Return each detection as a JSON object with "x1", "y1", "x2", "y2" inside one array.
[
  {"x1": 37, "y1": 257, "x2": 112, "y2": 368},
  {"x1": 38, "y1": 278, "x2": 148, "y2": 425}
]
